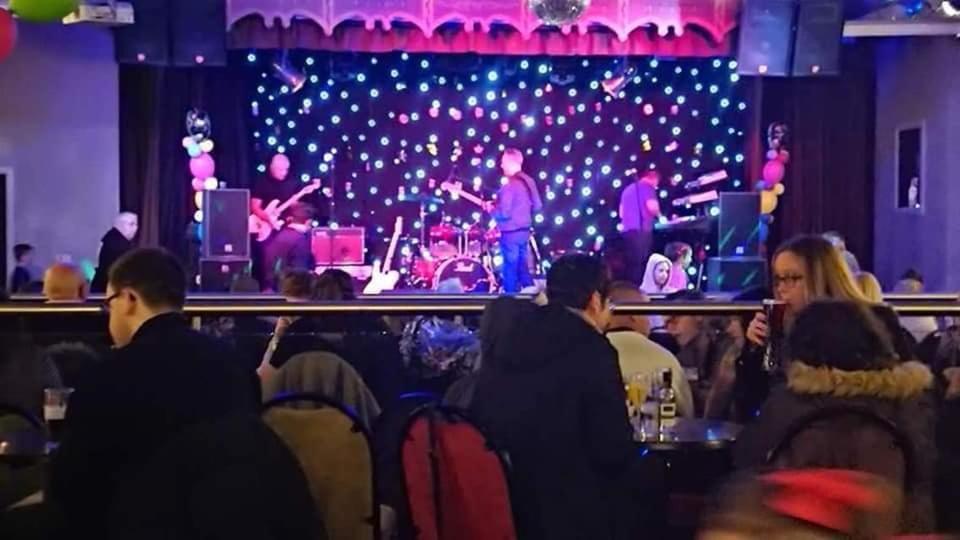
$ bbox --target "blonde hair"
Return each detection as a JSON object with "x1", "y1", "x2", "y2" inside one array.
[
  {"x1": 855, "y1": 272, "x2": 884, "y2": 303},
  {"x1": 774, "y1": 236, "x2": 869, "y2": 303},
  {"x1": 43, "y1": 263, "x2": 87, "y2": 301}
]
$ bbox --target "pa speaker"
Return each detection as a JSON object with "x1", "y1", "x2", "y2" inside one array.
[
  {"x1": 792, "y1": 0, "x2": 844, "y2": 76},
  {"x1": 737, "y1": 0, "x2": 796, "y2": 77},
  {"x1": 705, "y1": 257, "x2": 768, "y2": 293},
  {"x1": 171, "y1": 0, "x2": 227, "y2": 67},
  {"x1": 718, "y1": 192, "x2": 761, "y2": 258},
  {"x1": 114, "y1": 0, "x2": 170, "y2": 65},
  {"x1": 202, "y1": 189, "x2": 251, "y2": 259}
]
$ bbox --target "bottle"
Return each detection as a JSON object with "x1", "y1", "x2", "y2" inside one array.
[
  {"x1": 640, "y1": 378, "x2": 659, "y2": 436},
  {"x1": 657, "y1": 369, "x2": 677, "y2": 431}
]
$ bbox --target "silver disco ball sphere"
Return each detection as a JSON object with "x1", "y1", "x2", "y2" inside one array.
[{"x1": 529, "y1": 0, "x2": 591, "y2": 25}]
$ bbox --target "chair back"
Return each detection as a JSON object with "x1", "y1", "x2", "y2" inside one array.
[
  {"x1": 263, "y1": 351, "x2": 381, "y2": 430},
  {"x1": 264, "y1": 393, "x2": 377, "y2": 540},
  {"x1": 399, "y1": 404, "x2": 516, "y2": 540},
  {"x1": 765, "y1": 405, "x2": 914, "y2": 492}
]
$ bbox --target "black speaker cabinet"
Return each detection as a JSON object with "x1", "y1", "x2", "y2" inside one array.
[
  {"x1": 792, "y1": 0, "x2": 844, "y2": 76},
  {"x1": 200, "y1": 258, "x2": 252, "y2": 292},
  {"x1": 718, "y1": 192, "x2": 761, "y2": 258},
  {"x1": 737, "y1": 0, "x2": 796, "y2": 77},
  {"x1": 705, "y1": 257, "x2": 768, "y2": 293},
  {"x1": 114, "y1": 0, "x2": 170, "y2": 65},
  {"x1": 115, "y1": 0, "x2": 226, "y2": 66},
  {"x1": 202, "y1": 189, "x2": 250, "y2": 259}
]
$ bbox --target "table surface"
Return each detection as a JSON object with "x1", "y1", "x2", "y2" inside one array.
[{"x1": 635, "y1": 418, "x2": 742, "y2": 451}]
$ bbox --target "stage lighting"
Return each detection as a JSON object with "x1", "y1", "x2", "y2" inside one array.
[
  {"x1": 941, "y1": 0, "x2": 960, "y2": 16},
  {"x1": 271, "y1": 52, "x2": 306, "y2": 94}
]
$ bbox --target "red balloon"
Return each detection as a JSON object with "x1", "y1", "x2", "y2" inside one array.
[
  {"x1": 762, "y1": 159, "x2": 785, "y2": 188},
  {"x1": 0, "y1": 9, "x2": 16, "y2": 63}
]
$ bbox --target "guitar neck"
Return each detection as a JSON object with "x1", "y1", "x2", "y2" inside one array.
[
  {"x1": 383, "y1": 223, "x2": 401, "y2": 273},
  {"x1": 275, "y1": 191, "x2": 308, "y2": 215},
  {"x1": 456, "y1": 190, "x2": 485, "y2": 208}
]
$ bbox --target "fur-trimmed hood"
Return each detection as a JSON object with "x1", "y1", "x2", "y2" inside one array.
[{"x1": 787, "y1": 360, "x2": 933, "y2": 400}]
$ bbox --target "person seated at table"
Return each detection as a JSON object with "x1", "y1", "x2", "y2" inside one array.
[
  {"x1": 42, "y1": 262, "x2": 87, "y2": 303},
  {"x1": 469, "y1": 254, "x2": 643, "y2": 539},
  {"x1": 604, "y1": 282, "x2": 694, "y2": 418},
  {"x1": 664, "y1": 290, "x2": 725, "y2": 384},
  {"x1": 734, "y1": 300, "x2": 935, "y2": 533},
  {"x1": 49, "y1": 248, "x2": 258, "y2": 538}
]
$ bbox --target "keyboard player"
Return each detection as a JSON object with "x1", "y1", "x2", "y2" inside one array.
[{"x1": 619, "y1": 169, "x2": 662, "y2": 285}]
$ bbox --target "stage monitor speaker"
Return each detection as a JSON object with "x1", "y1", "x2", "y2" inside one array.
[
  {"x1": 313, "y1": 227, "x2": 365, "y2": 265},
  {"x1": 202, "y1": 189, "x2": 251, "y2": 259},
  {"x1": 718, "y1": 192, "x2": 761, "y2": 258},
  {"x1": 200, "y1": 258, "x2": 252, "y2": 292},
  {"x1": 114, "y1": 0, "x2": 171, "y2": 65},
  {"x1": 171, "y1": 0, "x2": 227, "y2": 67},
  {"x1": 705, "y1": 257, "x2": 768, "y2": 293},
  {"x1": 792, "y1": 0, "x2": 844, "y2": 76},
  {"x1": 736, "y1": 0, "x2": 796, "y2": 77}
]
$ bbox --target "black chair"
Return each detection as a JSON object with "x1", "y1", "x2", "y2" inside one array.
[
  {"x1": 263, "y1": 392, "x2": 379, "y2": 540},
  {"x1": 765, "y1": 405, "x2": 915, "y2": 491}
]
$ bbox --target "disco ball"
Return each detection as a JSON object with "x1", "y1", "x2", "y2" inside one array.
[{"x1": 529, "y1": 0, "x2": 590, "y2": 25}]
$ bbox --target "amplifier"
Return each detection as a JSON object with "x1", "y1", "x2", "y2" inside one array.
[
  {"x1": 312, "y1": 227, "x2": 365, "y2": 265},
  {"x1": 705, "y1": 257, "x2": 768, "y2": 293},
  {"x1": 200, "y1": 258, "x2": 252, "y2": 292}
]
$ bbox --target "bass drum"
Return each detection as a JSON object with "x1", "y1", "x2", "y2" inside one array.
[{"x1": 433, "y1": 257, "x2": 496, "y2": 293}]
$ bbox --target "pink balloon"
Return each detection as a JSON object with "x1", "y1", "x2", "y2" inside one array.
[
  {"x1": 762, "y1": 159, "x2": 785, "y2": 188},
  {"x1": 191, "y1": 177, "x2": 204, "y2": 191},
  {"x1": 190, "y1": 153, "x2": 215, "y2": 179}
]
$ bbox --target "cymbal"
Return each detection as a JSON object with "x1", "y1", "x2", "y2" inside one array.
[{"x1": 398, "y1": 194, "x2": 445, "y2": 205}]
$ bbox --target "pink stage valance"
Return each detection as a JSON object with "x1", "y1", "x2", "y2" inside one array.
[{"x1": 227, "y1": 0, "x2": 740, "y2": 56}]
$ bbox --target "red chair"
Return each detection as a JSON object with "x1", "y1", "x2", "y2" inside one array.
[{"x1": 399, "y1": 405, "x2": 515, "y2": 540}]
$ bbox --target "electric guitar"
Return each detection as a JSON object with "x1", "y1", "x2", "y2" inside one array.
[
  {"x1": 248, "y1": 179, "x2": 322, "y2": 242},
  {"x1": 363, "y1": 216, "x2": 403, "y2": 294},
  {"x1": 440, "y1": 181, "x2": 492, "y2": 211}
]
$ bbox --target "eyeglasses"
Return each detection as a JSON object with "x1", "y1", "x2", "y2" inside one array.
[
  {"x1": 101, "y1": 293, "x2": 121, "y2": 313},
  {"x1": 772, "y1": 274, "x2": 805, "y2": 288}
]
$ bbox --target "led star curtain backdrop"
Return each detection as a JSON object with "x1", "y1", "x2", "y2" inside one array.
[{"x1": 244, "y1": 51, "x2": 748, "y2": 262}]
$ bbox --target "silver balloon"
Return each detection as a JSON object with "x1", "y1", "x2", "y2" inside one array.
[
  {"x1": 185, "y1": 108, "x2": 211, "y2": 141},
  {"x1": 529, "y1": 0, "x2": 590, "y2": 25}
]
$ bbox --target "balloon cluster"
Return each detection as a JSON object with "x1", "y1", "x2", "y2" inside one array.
[
  {"x1": 2, "y1": 0, "x2": 82, "y2": 63},
  {"x1": 758, "y1": 122, "x2": 789, "y2": 215},
  {"x1": 182, "y1": 109, "x2": 217, "y2": 222},
  {"x1": 529, "y1": 0, "x2": 591, "y2": 25}
]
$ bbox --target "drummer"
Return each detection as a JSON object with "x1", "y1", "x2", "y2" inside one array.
[{"x1": 487, "y1": 148, "x2": 542, "y2": 294}]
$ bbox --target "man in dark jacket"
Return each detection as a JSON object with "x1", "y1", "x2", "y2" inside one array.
[
  {"x1": 262, "y1": 203, "x2": 315, "y2": 292},
  {"x1": 469, "y1": 254, "x2": 642, "y2": 539},
  {"x1": 91, "y1": 212, "x2": 138, "y2": 292},
  {"x1": 49, "y1": 248, "x2": 258, "y2": 537}
]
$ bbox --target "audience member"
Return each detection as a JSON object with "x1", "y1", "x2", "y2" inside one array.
[
  {"x1": 706, "y1": 287, "x2": 768, "y2": 421},
  {"x1": 9, "y1": 243, "x2": 36, "y2": 294},
  {"x1": 735, "y1": 300, "x2": 935, "y2": 533},
  {"x1": 640, "y1": 253, "x2": 676, "y2": 296},
  {"x1": 855, "y1": 271, "x2": 884, "y2": 303},
  {"x1": 664, "y1": 290, "x2": 724, "y2": 383},
  {"x1": 49, "y1": 248, "x2": 258, "y2": 538},
  {"x1": 822, "y1": 230, "x2": 861, "y2": 274},
  {"x1": 91, "y1": 212, "x2": 138, "y2": 292},
  {"x1": 469, "y1": 254, "x2": 643, "y2": 539},
  {"x1": 43, "y1": 263, "x2": 87, "y2": 302},
  {"x1": 895, "y1": 270, "x2": 940, "y2": 343},
  {"x1": 664, "y1": 242, "x2": 693, "y2": 291},
  {"x1": 605, "y1": 283, "x2": 694, "y2": 418}
]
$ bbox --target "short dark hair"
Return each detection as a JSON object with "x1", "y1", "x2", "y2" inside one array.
[
  {"x1": 900, "y1": 268, "x2": 923, "y2": 283},
  {"x1": 108, "y1": 248, "x2": 187, "y2": 309},
  {"x1": 315, "y1": 268, "x2": 355, "y2": 300},
  {"x1": 546, "y1": 253, "x2": 611, "y2": 310},
  {"x1": 664, "y1": 242, "x2": 692, "y2": 263},
  {"x1": 288, "y1": 202, "x2": 315, "y2": 224},
  {"x1": 279, "y1": 269, "x2": 315, "y2": 299},
  {"x1": 13, "y1": 244, "x2": 33, "y2": 261}
]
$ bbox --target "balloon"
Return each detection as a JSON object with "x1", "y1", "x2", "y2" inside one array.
[
  {"x1": 530, "y1": 0, "x2": 589, "y2": 25},
  {"x1": 203, "y1": 177, "x2": 219, "y2": 190},
  {"x1": 762, "y1": 159, "x2": 785, "y2": 188},
  {"x1": 773, "y1": 183, "x2": 786, "y2": 196},
  {"x1": 189, "y1": 154, "x2": 215, "y2": 179},
  {"x1": 184, "y1": 108, "x2": 211, "y2": 140},
  {"x1": 187, "y1": 145, "x2": 202, "y2": 158},
  {"x1": 193, "y1": 191, "x2": 204, "y2": 209},
  {"x1": 182, "y1": 136, "x2": 195, "y2": 149},
  {"x1": 766, "y1": 149, "x2": 778, "y2": 161},
  {"x1": 199, "y1": 139, "x2": 214, "y2": 153},
  {"x1": 9, "y1": 0, "x2": 77, "y2": 22},
  {"x1": 191, "y1": 178, "x2": 205, "y2": 191},
  {"x1": 0, "y1": 10, "x2": 16, "y2": 63},
  {"x1": 760, "y1": 190, "x2": 779, "y2": 215}
]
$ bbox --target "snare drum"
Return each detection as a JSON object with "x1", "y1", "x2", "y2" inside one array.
[{"x1": 433, "y1": 256, "x2": 496, "y2": 293}]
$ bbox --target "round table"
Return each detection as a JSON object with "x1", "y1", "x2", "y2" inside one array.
[{"x1": 635, "y1": 418, "x2": 742, "y2": 451}]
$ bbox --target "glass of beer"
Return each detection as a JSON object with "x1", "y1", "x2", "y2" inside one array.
[
  {"x1": 762, "y1": 299, "x2": 787, "y2": 372},
  {"x1": 43, "y1": 387, "x2": 74, "y2": 440}
]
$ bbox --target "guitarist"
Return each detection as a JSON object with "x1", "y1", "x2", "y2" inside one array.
[{"x1": 488, "y1": 148, "x2": 542, "y2": 294}]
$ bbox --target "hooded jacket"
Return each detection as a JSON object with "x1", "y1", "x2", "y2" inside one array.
[
  {"x1": 639, "y1": 253, "x2": 675, "y2": 295},
  {"x1": 468, "y1": 304, "x2": 639, "y2": 540},
  {"x1": 734, "y1": 360, "x2": 936, "y2": 533},
  {"x1": 91, "y1": 228, "x2": 134, "y2": 292}
]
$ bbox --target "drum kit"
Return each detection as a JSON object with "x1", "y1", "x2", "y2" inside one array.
[{"x1": 399, "y1": 193, "x2": 499, "y2": 293}]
